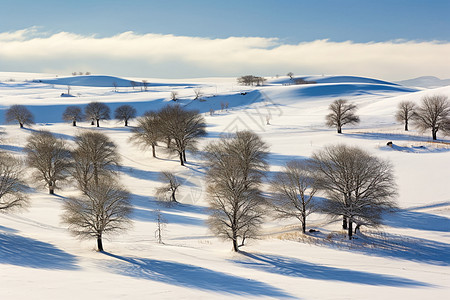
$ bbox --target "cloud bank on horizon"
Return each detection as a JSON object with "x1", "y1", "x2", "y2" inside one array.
[{"x1": 1, "y1": 28, "x2": 449, "y2": 80}]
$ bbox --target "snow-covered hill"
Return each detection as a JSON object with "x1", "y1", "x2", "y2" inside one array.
[
  {"x1": 395, "y1": 76, "x2": 450, "y2": 88},
  {"x1": 0, "y1": 72, "x2": 449, "y2": 300}
]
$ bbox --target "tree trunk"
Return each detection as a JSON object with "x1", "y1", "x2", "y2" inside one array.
[
  {"x1": 20, "y1": 122, "x2": 24, "y2": 128},
  {"x1": 91, "y1": 120, "x2": 95, "y2": 125},
  {"x1": 432, "y1": 129, "x2": 437, "y2": 140},
  {"x1": 72, "y1": 120, "x2": 76, "y2": 126},
  {"x1": 167, "y1": 137, "x2": 171, "y2": 148},
  {"x1": 301, "y1": 204, "x2": 306, "y2": 234},
  {"x1": 348, "y1": 220, "x2": 353, "y2": 240},
  {"x1": 171, "y1": 189, "x2": 176, "y2": 202},
  {"x1": 342, "y1": 216, "x2": 347, "y2": 229},
  {"x1": 125, "y1": 119, "x2": 128, "y2": 126},
  {"x1": 404, "y1": 121, "x2": 408, "y2": 131},
  {"x1": 152, "y1": 144, "x2": 156, "y2": 157},
  {"x1": 49, "y1": 182, "x2": 55, "y2": 195},
  {"x1": 337, "y1": 126, "x2": 342, "y2": 134},
  {"x1": 182, "y1": 150, "x2": 187, "y2": 163},
  {"x1": 232, "y1": 238, "x2": 239, "y2": 252},
  {"x1": 97, "y1": 236, "x2": 104, "y2": 252},
  {"x1": 179, "y1": 152, "x2": 184, "y2": 166},
  {"x1": 96, "y1": 119, "x2": 100, "y2": 127}
]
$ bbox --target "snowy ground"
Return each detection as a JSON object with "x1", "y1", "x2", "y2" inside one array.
[{"x1": 0, "y1": 72, "x2": 449, "y2": 299}]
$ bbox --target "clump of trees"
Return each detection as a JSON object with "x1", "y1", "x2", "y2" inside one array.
[
  {"x1": 85, "y1": 102, "x2": 110, "y2": 127},
  {"x1": 24, "y1": 130, "x2": 72, "y2": 194},
  {"x1": 237, "y1": 75, "x2": 267, "y2": 86},
  {"x1": 5, "y1": 105, "x2": 34, "y2": 128},
  {"x1": 325, "y1": 99, "x2": 360, "y2": 134},
  {"x1": 204, "y1": 131, "x2": 269, "y2": 252},
  {"x1": 130, "y1": 105, "x2": 206, "y2": 165},
  {"x1": 157, "y1": 104, "x2": 207, "y2": 165},
  {"x1": 413, "y1": 95, "x2": 450, "y2": 140}
]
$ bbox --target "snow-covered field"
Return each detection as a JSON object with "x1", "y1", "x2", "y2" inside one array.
[{"x1": 0, "y1": 72, "x2": 449, "y2": 299}]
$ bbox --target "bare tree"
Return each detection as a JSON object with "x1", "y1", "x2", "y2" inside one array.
[
  {"x1": 62, "y1": 178, "x2": 132, "y2": 252},
  {"x1": 85, "y1": 102, "x2": 110, "y2": 127},
  {"x1": 62, "y1": 106, "x2": 84, "y2": 126},
  {"x1": 114, "y1": 105, "x2": 137, "y2": 127},
  {"x1": 395, "y1": 101, "x2": 416, "y2": 131},
  {"x1": 67, "y1": 85, "x2": 71, "y2": 95},
  {"x1": 24, "y1": 131, "x2": 72, "y2": 194},
  {"x1": 413, "y1": 95, "x2": 450, "y2": 140},
  {"x1": 204, "y1": 131, "x2": 269, "y2": 251},
  {"x1": 155, "y1": 171, "x2": 181, "y2": 203},
  {"x1": 72, "y1": 131, "x2": 120, "y2": 191},
  {"x1": 325, "y1": 99, "x2": 360, "y2": 134},
  {"x1": 193, "y1": 88, "x2": 203, "y2": 100},
  {"x1": 112, "y1": 82, "x2": 118, "y2": 92},
  {"x1": 130, "y1": 111, "x2": 162, "y2": 158},
  {"x1": 287, "y1": 72, "x2": 294, "y2": 80},
  {"x1": 158, "y1": 104, "x2": 206, "y2": 165},
  {"x1": 5, "y1": 105, "x2": 34, "y2": 128},
  {"x1": 170, "y1": 91, "x2": 178, "y2": 101},
  {"x1": 269, "y1": 160, "x2": 318, "y2": 234},
  {"x1": 142, "y1": 80, "x2": 149, "y2": 91},
  {"x1": 130, "y1": 81, "x2": 137, "y2": 90},
  {"x1": 0, "y1": 152, "x2": 29, "y2": 212},
  {"x1": 311, "y1": 144, "x2": 397, "y2": 239}
]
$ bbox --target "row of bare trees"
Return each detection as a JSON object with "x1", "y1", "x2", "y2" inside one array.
[
  {"x1": 203, "y1": 131, "x2": 398, "y2": 251},
  {"x1": 326, "y1": 95, "x2": 450, "y2": 140}
]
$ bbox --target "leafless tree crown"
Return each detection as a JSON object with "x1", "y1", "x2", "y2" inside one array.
[
  {"x1": 62, "y1": 106, "x2": 84, "y2": 126},
  {"x1": 5, "y1": 105, "x2": 34, "y2": 128},
  {"x1": 269, "y1": 160, "x2": 318, "y2": 233},
  {"x1": 395, "y1": 101, "x2": 416, "y2": 131},
  {"x1": 24, "y1": 130, "x2": 72, "y2": 194},
  {"x1": 311, "y1": 144, "x2": 397, "y2": 239},
  {"x1": 84, "y1": 102, "x2": 110, "y2": 127},
  {"x1": 130, "y1": 111, "x2": 162, "y2": 158},
  {"x1": 413, "y1": 94, "x2": 450, "y2": 140},
  {"x1": 0, "y1": 152, "x2": 29, "y2": 212},
  {"x1": 157, "y1": 104, "x2": 206, "y2": 165},
  {"x1": 71, "y1": 131, "x2": 120, "y2": 191},
  {"x1": 114, "y1": 105, "x2": 137, "y2": 126},
  {"x1": 204, "y1": 131, "x2": 269, "y2": 251},
  {"x1": 325, "y1": 99, "x2": 359, "y2": 133},
  {"x1": 62, "y1": 178, "x2": 132, "y2": 251}
]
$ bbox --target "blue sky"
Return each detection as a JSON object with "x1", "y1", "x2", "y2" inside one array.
[{"x1": 0, "y1": 0, "x2": 449, "y2": 79}]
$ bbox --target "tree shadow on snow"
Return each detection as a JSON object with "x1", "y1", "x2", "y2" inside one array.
[
  {"x1": 130, "y1": 194, "x2": 207, "y2": 226},
  {"x1": 353, "y1": 232, "x2": 450, "y2": 266},
  {"x1": 0, "y1": 233, "x2": 78, "y2": 270},
  {"x1": 102, "y1": 252, "x2": 293, "y2": 298},
  {"x1": 383, "y1": 208, "x2": 450, "y2": 232},
  {"x1": 344, "y1": 132, "x2": 450, "y2": 143},
  {"x1": 235, "y1": 252, "x2": 430, "y2": 287}
]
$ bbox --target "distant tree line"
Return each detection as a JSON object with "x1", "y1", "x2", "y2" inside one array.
[{"x1": 237, "y1": 75, "x2": 267, "y2": 86}]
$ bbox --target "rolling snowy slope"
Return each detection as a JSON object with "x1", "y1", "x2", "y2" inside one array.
[{"x1": 0, "y1": 73, "x2": 449, "y2": 300}]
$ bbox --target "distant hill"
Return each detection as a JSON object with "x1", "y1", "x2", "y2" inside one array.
[
  {"x1": 36, "y1": 75, "x2": 192, "y2": 88},
  {"x1": 395, "y1": 76, "x2": 450, "y2": 88}
]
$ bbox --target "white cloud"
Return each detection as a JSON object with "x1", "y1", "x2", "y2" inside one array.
[{"x1": 0, "y1": 28, "x2": 449, "y2": 80}]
